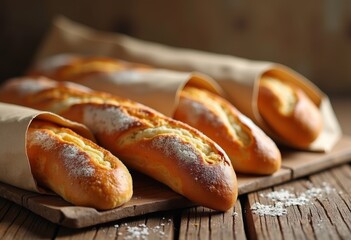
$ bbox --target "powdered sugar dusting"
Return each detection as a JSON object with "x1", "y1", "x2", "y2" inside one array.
[
  {"x1": 251, "y1": 202, "x2": 287, "y2": 216},
  {"x1": 180, "y1": 98, "x2": 222, "y2": 127},
  {"x1": 83, "y1": 105, "x2": 137, "y2": 134},
  {"x1": 151, "y1": 136, "x2": 221, "y2": 185},
  {"x1": 265, "y1": 189, "x2": 295, "y2": 202},
  {"x1": 251, "y1": 183, "x2": 337, "y2": 217},
  {"x1": 151, "y1": 136, "x2": 198, "y2": 164},
  {"x1": 61, "y1": 144, "x2": 95, "y2": 177},
  {"x1": 114, "y1": 219, "x2": 171, "y2": 239},
  {"x1": 15, "y1": 78, "x2": 55, "y2": 95},
  {"x1": 28, "y1": 130, "x2": 94, "y2": 177},
  {"x1": 28, "y1": 130, "x2": 56, "y2": 151}
]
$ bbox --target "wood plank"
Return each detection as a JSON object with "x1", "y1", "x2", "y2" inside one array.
[
  {"x1": 282, "y1": 136, "x2": 351, "y2": 179},
  {"x1": 55, "y1": 209, "x2": 176, "y2": 239},
  {"x1": 245, "y1": 164, "x2": 351, "y2": 240},
  {"x1": 308, "y1": 165, "x2": 351, "y2": 239},
  {"x1": 178, "y1": 200, "x2": 246, "y2": 240},
  {"x1": 111, "y1": 212, "x2": 175, "y2": 240},
  {"x1": 237, "y1": 168, "x2": 291, "y2": 195},
  {"x1": 54, "y1": 224, "x2": 97, "y2": 240},
  {"x1": 245, "y1": 188, "x2": 284, "y2": 240},
  {"x1": 0, "y1": 198, "x2": 57, "y2": 239}
]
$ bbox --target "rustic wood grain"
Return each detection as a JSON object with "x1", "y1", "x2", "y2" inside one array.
[
  {"x1": 308, "y1": 165, "x2": 351, "y2": 239},
  {"x1": 54, "y1": 210, "x2": 177, "y2": 239},
  {"x1": 245, "y1": 164, "x2": 351, "y2": 240},
  {"x1": 245, "y1": 188, "x2": 283, "y2": 240},
  {"x1": 0, "y1": 197, "x2": 57, "y2": 239},
  {"x1": 178, "y1": 200, "x2": 246, "y2": 240},
  {"x1": 112, "y1": 212, "x2": 175, "y2": 240}
]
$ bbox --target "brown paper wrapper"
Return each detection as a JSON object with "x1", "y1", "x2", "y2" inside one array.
[
  {"x1": 85, "y1": 70, "x2": 223, "y2": 117},
  {"x1": 32, "y1": 16, "x2": 342, "y2": 152},
  {"x1": 32, "y1": 55, "x2": 222, "y2": 117},
  {"x1": 0, "y1": 102, "x2": 94, "y2": 192}
]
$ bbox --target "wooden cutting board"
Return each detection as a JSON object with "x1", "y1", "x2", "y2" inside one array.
[{"x1": 0, "y1": 136, "x2": 350, "y2": 228}]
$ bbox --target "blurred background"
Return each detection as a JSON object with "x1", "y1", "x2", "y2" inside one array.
[{"x1": 0, "y1": 0, "x2": 350, "y2": 96}]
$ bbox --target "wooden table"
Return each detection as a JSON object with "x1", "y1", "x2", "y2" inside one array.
[{"x1": 1, "y1": 97, "x2": 350, "y2": 240}]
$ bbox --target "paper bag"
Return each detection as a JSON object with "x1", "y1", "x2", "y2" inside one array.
[
  {"x1": 0, "y1": 102, "x2": 94, "y2": 192},
  {"x1": 32, "y1": 16, "x2": 342, "y2": 152}
]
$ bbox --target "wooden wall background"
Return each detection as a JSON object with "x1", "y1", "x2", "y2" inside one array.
[{"x1": 0, "y1": 0, "x2": 350, "y2": 95}]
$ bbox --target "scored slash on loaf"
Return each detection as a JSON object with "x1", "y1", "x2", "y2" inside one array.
[{"x1": 0, "y1": 77, "x2": 238, "y2": 211}]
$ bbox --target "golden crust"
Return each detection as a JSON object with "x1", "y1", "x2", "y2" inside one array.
[
  {"x1": 2, "y1": 77, "x2": 238, "y2": 211},
  {"x1": 27, "y1": 119, "x2": 133, "y2": 210},
  {"x1": 174, "y1": 86, "x2": 281, "y2": 175},
  {"x1": 31, "y1": 57, "x2": 150, "y2": 82},
  {"x1": 0, "y1": 77, "x2": 140, "y2": 112},
  {"x1": 61, "y1": 102, "x2": 237, "y2": 211},
  {"x1": 258, "y1": 76, "x2": 323, "y2": 148}
]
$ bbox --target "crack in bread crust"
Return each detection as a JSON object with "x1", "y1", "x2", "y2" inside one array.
[
  {"x1": 26, "y1": 119, "x2": 133, "y2": 210},
  {"x1": 260, "y1": 77, "x2": 297, "y2": 115},
  {"x1": 180, "y1": 87, "x2": 251, "y2": 146},
  {"x1": 119, "y1": 125, "x2": 222, "y2": 165},
  {"x1": 29, "y1": 122, "x2": 113, "y2": 169}
]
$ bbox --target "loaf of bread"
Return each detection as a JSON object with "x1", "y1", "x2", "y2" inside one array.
[
  {"x1": 258, "y1": 75, "x2": 323, "y2": 148},
  {"x1": 175, "y1": 86, "x2": 281, "y2": 175},
  {"x1": 27, "y1": 119, "x2": 133, "y2": 210},
  {"x1": 1, "y1": 77, "x2": 238, "y2": 211}
]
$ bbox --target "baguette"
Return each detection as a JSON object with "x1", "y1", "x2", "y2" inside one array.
[
  {"x1": 31, "y1": 56, "x2": 281, "y2": 174},
  {"x1": 258, "y1": 75, "x2": 323, "y2": 148},
  {"x1": 175, "y1": 86, "x2": 281, "y2": 175},
  {"x1": 1, "y1": 77, "x2": 238, "y2": 211},
  {"x1": 27, "y1": 119, "x2": 133, "y2": 210}
]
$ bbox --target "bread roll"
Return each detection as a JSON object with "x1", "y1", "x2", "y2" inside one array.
[
  {"x1": 27, "y1": 119, "x2": 133, "y2": 210},
  {"x1": 1, "y1": 77, "x2": 238, "y2": 211},
  {"x1": 258, "y1": 75, "x2": 323, "y2": 148},
  {"x1": 175, "y1": 86, "x2": 281, "y2": 175}
]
